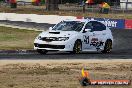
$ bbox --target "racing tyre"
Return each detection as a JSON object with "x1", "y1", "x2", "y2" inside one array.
[
  {"x1": 72, "y1": 40, "x2": 82, "y2": 54},
  {"x1": 102, "y1": 40, "x2": 112, "y2": 53},
  {"x1": 37, "y1": 49, "x2": 48, "y2": 54}
]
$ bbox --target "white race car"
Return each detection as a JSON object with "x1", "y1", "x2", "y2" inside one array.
[{"x1": 34, "y1": 19, "x2": 113, "y2": 54}]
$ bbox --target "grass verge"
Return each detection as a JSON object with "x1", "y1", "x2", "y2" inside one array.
[{"x1": 0, "y1": 26, "x2": 41, "y2": 50}]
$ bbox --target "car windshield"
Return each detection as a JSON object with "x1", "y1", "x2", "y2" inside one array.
[{"x1": 52, "y1": 21, "x2": 85, "y2": 32}]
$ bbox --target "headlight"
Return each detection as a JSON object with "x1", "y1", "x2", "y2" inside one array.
[
  {"x1": 57, "y1": 37, "x2": 69, "y2": 41},
  {"x1": 36, "y1": 36, "x2": 42, "y2": 40}
]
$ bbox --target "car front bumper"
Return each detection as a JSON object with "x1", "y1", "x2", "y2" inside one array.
[{"x1": 34, "y1": 40, "x2": 74, "y2": 51}]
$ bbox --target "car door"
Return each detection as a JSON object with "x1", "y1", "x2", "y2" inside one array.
[
  {"x1": 89, "y1": 21, "x2": 106, "y2": 50},
  {"x1": 82, "y1": 22, "x2": 94, "y2": 50}
]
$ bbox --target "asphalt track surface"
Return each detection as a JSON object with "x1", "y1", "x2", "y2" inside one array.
[
  {"x1": 0, "y1": 51, "x2": 132, "y2": 59},
  {"x1": 0, "y1": 21, "x2": 132, "y2": 59}
]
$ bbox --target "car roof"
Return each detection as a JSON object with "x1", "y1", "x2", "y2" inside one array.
[
  {"x1": 64, "y1": 19, "x2": 99, "y2": 23},
  {"x1": 63, "y1": 19, "x2": 107, "y2": 27}
]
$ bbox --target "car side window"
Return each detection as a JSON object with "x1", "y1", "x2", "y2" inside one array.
[
  {"x1": 74, "y1": 22, "x2": 85, "y2": 32},
  {"x1": 84, "y1": 22, "x2": 93, "y2": 29},
  {"x1": 92, "y1": 21, "x2": 106, "y2": 31}
]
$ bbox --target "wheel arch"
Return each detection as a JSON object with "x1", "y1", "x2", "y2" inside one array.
[
  {"x1": 75, "y1": 39, "x2": 82, "y2": 47},
  {"x1": 105, "y1": 39, "x2": 112, "y2": 44},
  {"x1": 76, "y1": 39, "x2": 82, "y2": 43},
  {"x1": 71, "y1": 39, "x2": 82, "y2": 54},
  {"x1": 104, "y1": 39, "x2": 113, "y2": 47},
  {"x1": 102, "y1": 39, "x2": 113, "y2": 53}
]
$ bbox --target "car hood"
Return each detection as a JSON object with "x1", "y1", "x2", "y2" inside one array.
[{"x1": 40, "y1": 31, "x2": 78, "y2": 38}]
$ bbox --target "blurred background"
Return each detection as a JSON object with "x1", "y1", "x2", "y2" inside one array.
[{"x1": 0, "y1": 0, "x2": 131, "y2": 14}]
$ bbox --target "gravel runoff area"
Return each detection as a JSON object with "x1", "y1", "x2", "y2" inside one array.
[{"x1": 0, "y1": 59, "x2": 132, "y2": 88}]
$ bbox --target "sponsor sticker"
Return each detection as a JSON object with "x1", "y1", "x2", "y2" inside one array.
[
  {"x1": 79, "y1": 68, "x2": 130, "y2": 86},
  {"x1": 125, "y1": 19, "x2": 132, "y2": 29},
  {"x1": 85, "y1": 17, "x2": 125, "y2": 29}
]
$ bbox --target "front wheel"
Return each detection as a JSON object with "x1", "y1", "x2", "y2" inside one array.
[
  {"x1": 37, "y1": 49, "x2": 48, "y2": 54},
  {"x1": 71, "y1": 40, "x2": 82, "y2": 54},
  {"x1": 102, "y1": 40, "x2": 112, "y2": 53}
]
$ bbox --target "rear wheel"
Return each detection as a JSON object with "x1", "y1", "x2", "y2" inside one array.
[
  {"x1": 102, "y1": 40, "x2": 112, "y2": 53},
  {"x1": 37, "y1": 49, "x2": 48, "y2": 54},
  {"x1": 72, "y1": 40, "x2": 82, "y2": 54}
]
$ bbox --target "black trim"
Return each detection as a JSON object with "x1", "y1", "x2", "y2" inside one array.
[
  {"x1": 49, "y1": 32, "x2": 60, "y2": 34},
  {"x1": 34, "y1": 43, "x2": 65, "y2": 49}
]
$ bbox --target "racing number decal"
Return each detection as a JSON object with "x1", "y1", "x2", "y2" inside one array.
[
  {"x1": 83, "y1": 35, "x2": 89, "y2": 44},
  {"x1": 83, "y1": 36, "x2": 104, "y2": 47},
  {"x1": 90, "y1": 38, "x2": 104, "y2": 47}
]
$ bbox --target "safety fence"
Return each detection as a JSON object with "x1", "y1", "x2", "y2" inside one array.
[{"x1": 0, "y1": 2, "x2": 132, "y2": 14}]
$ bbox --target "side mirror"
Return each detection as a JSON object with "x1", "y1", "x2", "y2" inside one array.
[
  {"x1": 49, "y1": 27, "x2": 53, "y2": 31},
  {"x1": 84, "y1": 29, "x2": 91, "y2": 32}
]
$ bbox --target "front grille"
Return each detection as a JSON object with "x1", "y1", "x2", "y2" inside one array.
[
  {"x1": 41, "y1": 37, "x2": 57, "y2": 41},
  {"x1": 34, "y1": 43, "x2": 65, "y2": 49}
]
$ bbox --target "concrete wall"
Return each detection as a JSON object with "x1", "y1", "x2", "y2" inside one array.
[{"x1": 0, "y1": 13, "x2": 76, "y2": 24}]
